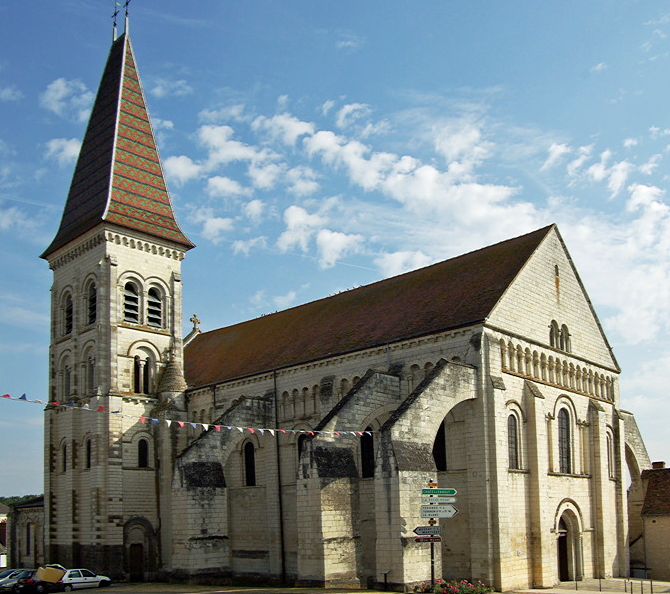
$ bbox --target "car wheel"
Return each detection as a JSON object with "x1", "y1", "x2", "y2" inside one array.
[
  {"x1": 98, "y1": 581, "x2": 111, "y2": 588},
  {"x1": 35, "y1": 585, "x2": 45, "y2": 594},
  {"x1": 63, "y1": 586, "x2": 73, "y2": 592}
]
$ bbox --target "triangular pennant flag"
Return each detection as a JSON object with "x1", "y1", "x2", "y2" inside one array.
[
  {"x1": 237, "y1": 427, "x2": 243, "y2": 432},
  {"x1": 66, "y1": 400, "x2": 75, "y2": 407},
  {"x1": 308, "y1": 431, "x2": 315, "y2": 436},
  {"x1": 177, "y1": 421, "x2": 185, "y2": 428},
  {"x1": 140, "y1": 416, "x2": 146, "y2": 424},
  {"x1": 2, "y1": 394, "x2": 10, "y2": 398},
  {"x1": 334, "y1": 431, "x2": 340, "y2": 436},
  {"x1": 258, "y1": 429, "x2": 264, "y2": 435},
  {"x1": 97, "y1": 406, "x2": 105, "y2": 412},
  {"x1": 357, "y1": 431, "x2": 364, "y2": 436},
  {"x1": 224, "y1": 426, "x2": 232, "y2": 430},
  {"x1": 82, "y1": 403, "x2": 90, "y2": 410},
  {"x1": 365, "y1": 431, "x2": 372, "y2": 436},
  {"x1": 35, "y1": 400, "x2": 45, "y2": 404},
  {"x1": 202, "y1": 424, "x2": 209, "y2": 431},
  {"x1": 214, "y1": 425, "x2": 221, "y2": 432},
  {"x1": 19, "y1": 394, "x2": 27, "y2": 400},
  {"x1": 280, "y1": 429, "x2": 286, "y2": 433},
  {"x1": 190, "y1": 423, "x2": 197, "y2": 429},
  {"x1": 151, "y1": 418, "x2": 158, "y2": 425},
  {"x1": 50, "y1": 401, "x2": 60, "y2": 406},
  {"x1": 268, "y1": 429, "x2": 275, "y2": 436},
  {"x1": 111, "y1": 410, "x2": 120, "y2": 414},
  {"x1": 166, "y1": 420, "x2": 172, "y2": 427},
  {"x1": 248, "y1": 427, "x2": 255, "y2": 433}
]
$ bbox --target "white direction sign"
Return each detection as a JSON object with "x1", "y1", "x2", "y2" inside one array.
[
  {"x1": 414, "y1": 525, "x2": 442, "y2": 536},
  {"x1": 421, "y1": 495, "x2": 457, "y2": 504},
  {"x1": 421, "y1": 504, "x2": 459, "y2": 518},
  {"x1": 421, "y1": 487, "x2": 457, "y2": 496}
]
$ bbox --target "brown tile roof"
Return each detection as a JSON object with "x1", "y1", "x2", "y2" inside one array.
[
  {"x1": 642, "y1": 468, "x2": 670, "y2": 516},
  {"x1": 184, "y1": 225, "x2": 554, "y2": 388},
  {"x1": 41, "y1": 34, "x2": 193, "y2": 259}
]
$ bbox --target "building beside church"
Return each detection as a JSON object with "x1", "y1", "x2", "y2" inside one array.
[{"x1": 40, "y1": 25, "x2": 652, "y2": 591}]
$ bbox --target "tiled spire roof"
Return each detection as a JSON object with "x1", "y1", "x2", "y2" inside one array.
[
  {"x1": 41, "y1": 34, "x2": 193, "y2": 259},
  {"x1": 184, "y1": 225, "x2": 554, "y2": 388}
]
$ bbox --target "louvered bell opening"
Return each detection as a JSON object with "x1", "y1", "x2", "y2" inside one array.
[
  {"x1": 124, "y1": 283, "x2": 139, "y2": 323},
  {"x1": 147, "y1": 288, "x2": 162, "y2": 328}
]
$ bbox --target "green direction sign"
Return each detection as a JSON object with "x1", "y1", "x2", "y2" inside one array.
[{"x1": 421, "y1": 487, "x2": 457, "y2": 496}]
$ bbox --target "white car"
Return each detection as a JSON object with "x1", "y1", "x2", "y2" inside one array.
[{"x1": 56, "y1": 570, "x2": 110, "y2": 591}]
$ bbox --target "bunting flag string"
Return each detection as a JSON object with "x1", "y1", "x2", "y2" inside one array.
[{"x1": 0, "y1": 391, "x2": 374, "y2": 438}]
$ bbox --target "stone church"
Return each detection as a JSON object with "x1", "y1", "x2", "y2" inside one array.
[{"x1": 40, "y1": 25, "x2": 651, "y2": 592}]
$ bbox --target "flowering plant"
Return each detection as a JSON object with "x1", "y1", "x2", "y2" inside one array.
[{"x1": 414, "y1": 579, "x2": 493, "y2": 594}]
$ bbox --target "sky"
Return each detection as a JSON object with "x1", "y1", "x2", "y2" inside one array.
[{"x1": 1, "y1": 0, "x2": 669, "y2": 495}]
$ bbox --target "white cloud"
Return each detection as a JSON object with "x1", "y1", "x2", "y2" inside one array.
[
  {"x1": 248, "y1": 161, "x2": 283, "y2": 190},
  {"x1": 164, "y1": 155, "x2": 202, "y2": 185},
  {"x1": 433, "y1": 119, "x2": 492, "y2": 178},
  {"x1": 152, "y1": 118, "x2": 174, "y2": 131},
  {"x1": 233, "y1": 236, "x2": 267, "y2": 256},
  {"x1": 252, "y1": 113, "x2": 315, "y2": 145},
  {"x1": 206, "y1": 175, "x2": 251, "y2": 198},
  {"x1": 39, "y1": 78, "x2": 93, "y2": 122},
  {"x1": 0, "y1": 84, "x2": 22, "y2": 101},
  {"x1": 639, "y1": 154, "x2": 661, "y2": 175},
  {"x1": 590, "y1": 62, "x2": 608, "y2": 74},
  {"x1": 335, "y1": 103, "x2": 370, "y2": 129},
  {"x1": 321, "y1": 100, "x2": 335, "y2": 115},
  {"x1": 0, "y1": 205, "x2": 33, "y2": 231},
  {"x1": 374, "y1": 250, "x2": 433, "y2": 278},
  {"x1": 623, "y1": 138, "x2": 638, "y2": 148},
  {"x1": 585, "y1": 151, "x2": 633, "y2": 197},
  {"x1": 273, "y1": 290, "x2": 298, "y2": 310},
  {"x1": 150, "y1": 78, "x2": 193, "y2": 98},
  {"x1": 316, "y1": 229, "x2": 363, "y2": 268},
  {"x1": 199, "y1": 104, "x2": 248, "y2": 123},
  {"x1": 44, "y1": 138, "x2": 81, "y2": 166},
  {"x1": 541, "y1": 142, "x2": 572, "y2": 170},
  {"x1": 566, "y1": 145, "x2": 594, "y2": 177},
  {"x1": 335, "y1": 33, "x2": 364, "y2": 51},
  {"x1": 286, "y1": 166, "x2": 319, "y2": 196},
  {"x1": 243, "y1": 199, "x2": 265, "y2": 223},
  {"x1": 199, "y1": 124, "x2": 260, "y2": 167},
  {"x1": 190, "y1": 207, "x2": 234, "y2": 244},
  {"x1": 277, "y1": 205, "x2": 326, "y2": 253}
]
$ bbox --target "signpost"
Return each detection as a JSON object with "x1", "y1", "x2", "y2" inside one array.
[{"x1": 416, "y1": 482, "x2": 459, "y2": 585}]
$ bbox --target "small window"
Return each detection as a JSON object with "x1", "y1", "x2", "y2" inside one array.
[
  {"x1": 86, "y1": 357, "x2": 95, "y2": 393},
  {"x1": 87, "y1": 282, "x2": 97, "y2": 325},
  {"x1": 558, "y1": 408, "x2": 571, "y2": 474},
  {"x1": 549, "y1": 320, "x2": 560, "y2": 348},
  {"x1": 64, "y1": 294, "x2": 73, "y2": 334},
  {"x1": 124, "y1": 282, "x2": 139, "y2": 323},
  {"x1": 361, "y1": 426, "x2": 375, "y2": 478},
  {"x1": 508, "y1": 414, "x2": 520, "y2": 470},
  {"x1": 297, "y1": 434, "x2": 308, "y2": 461},
  {"x1": 63, "y1": 366, "x2": 71, "y2": 400},
  {"x1": 85, "y1": 438, "x2": 92, "y2": 469},
  {"x1": 26, "y1": 523, "x2": 32, "y2": 556},
  {"x1": 147, "y1": 288, "x2": 163, "y2": 328},
  {"x1": 62, "y1": 443, "x2": 67, "y2": 473},
  {"x1": 138, "y1": 438, "x2": 149, "y2": 468},
  {"x1": 133, "y1": 356, "x2": 153, "y2": 394},
  {"x1": 244, "y1": 442, "x2": 256, "y2": 486}
]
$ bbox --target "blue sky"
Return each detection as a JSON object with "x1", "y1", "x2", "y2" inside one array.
[{"x1": 1, "y1": 0, "x2": 669, "y2": 495}]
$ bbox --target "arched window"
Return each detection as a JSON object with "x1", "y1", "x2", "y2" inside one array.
[
  {"x1": 63, "y1": 365, "x2": 71, "y2": 400},
  {"x1": 86, "y1": 356, "x2": 95, "y2": 393},
  {"x1": 560, "y1": 325, "x2": 571, "y2": 352},
  {"x1": 147, "y1": 287, "x2": 163, "y2": 328},
  {"x1": 360, "y1": 426, "x2": 375, "y2": 478},
  {"x1": 85, "y1": 438, "x2": 92, "y2": 469},
  {"x1": 138, "y1": 438, "x2": 149, "y2": 468},
  {"x1": 558, "y1": 408, "x2": 571, "y2": 474},
  {"x1": 606, "y1": 431, "x2": 614, "y2": 478},
  {"x1": 87, "y1": 282, "x2": 97, "y2": 325},
  {"x1": 26, "y1": 523, "x2": 32, "y2": 556},
  {"x1": 62, "y1": 443, "x2": 67, "y2": 473},
  {"x1": 133, "y1": 356, "x2": 153, "y2": 394},
  {"x1": 64, "y1": 293, "x2": 73, "y2": 335},
  {"x1": 244, "y1": 442, "x2": 256, "y2": 486},
  {"x1": 297, "y1": 434, "x2": 308, "y2": 461},
  {"x1": 549, "y1": 320, "x2": 560, "y2": 348},
  {"x1": 508, "y1": 414, "x2": 520, "y2": 469},
  {"x1": 124, "y1": 282, "x2": 139, "y2": 323}
]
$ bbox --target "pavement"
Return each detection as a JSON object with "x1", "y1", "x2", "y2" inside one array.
[{"x1": 104, "y1": 577, "x2": 670, "y2": 594}]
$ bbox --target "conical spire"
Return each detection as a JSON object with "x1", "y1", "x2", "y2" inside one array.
[{"x1": 42, "y1": 34, "x2": 193, "y2": 259}]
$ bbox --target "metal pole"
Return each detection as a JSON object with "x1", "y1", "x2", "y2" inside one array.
[{"x1": 430, "y1": 541, "x2": 435, "y2": 585}]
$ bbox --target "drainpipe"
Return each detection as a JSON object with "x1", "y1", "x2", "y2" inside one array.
[{"x1": 273, "y1": 370, "x2": 287, "y2": 584}]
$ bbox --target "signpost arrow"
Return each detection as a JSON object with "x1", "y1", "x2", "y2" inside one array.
[
  {"x1": 421, "y1": 495, "x2": 457, "y2": 504},
  {"x1": 414, "y1": 525, "x2": 442, "y2": 536},
  {"x1": 421, "y1": 487, "x2": 457, "y2": 496},
  {"x1": 420, "y1": 504, "x2": 459, "y2": 518}
]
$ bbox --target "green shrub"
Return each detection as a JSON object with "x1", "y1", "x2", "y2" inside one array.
[{"x1": 414, "y1": 579, "x2": 494, "y2": 594}]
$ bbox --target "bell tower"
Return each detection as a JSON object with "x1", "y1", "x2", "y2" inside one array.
[{"x1": 41, "y1": 27, "x2": 193, "y2": 578}]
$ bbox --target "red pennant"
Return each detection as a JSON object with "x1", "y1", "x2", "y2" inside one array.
[
  {"x1": 248, "y1": 428, "x2": 255, "y2": 433},
  {"x1": 140, "y1": 416, "x2": 146, "y2": 424},
  {"x1": 177, "y1": 421, "x2": 184, "y2": 428},
  {"x1": 214, "y1": 425, "x2": 221, "y2": 431},
  {"x1": 97, "y1": 406, "x2": 105, "y2": 412},
  {"x1": 2, "y1": 394, "x2": 10, "y2": 398}
]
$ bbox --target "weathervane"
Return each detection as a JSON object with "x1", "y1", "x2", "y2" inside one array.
[{"x1": 112, "y1": 0, "x2": 132, "y2": 40}]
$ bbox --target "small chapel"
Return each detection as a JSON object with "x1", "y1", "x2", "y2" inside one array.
[{"x1": 35, "y1": 20, "x2": 652, "y2": 592}]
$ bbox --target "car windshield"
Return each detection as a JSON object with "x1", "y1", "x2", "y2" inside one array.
[{"x1": 0, "y1": 570, "x2": 19, "y2": 580}]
